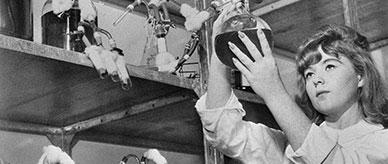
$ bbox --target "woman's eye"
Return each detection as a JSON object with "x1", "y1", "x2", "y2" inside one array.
[
  {"x1": 304, "y1": 72, "x2": 313, "y2": 79},
  {"x1": 325, "y1": 64, "x2": 336, "y2": 71}
]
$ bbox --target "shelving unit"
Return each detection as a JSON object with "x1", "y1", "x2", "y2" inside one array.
[
  {"x1": 0, "y1": 34, "x2": 267, "y2": 156},
  {"x1": 0, "y1": 33, "x2": 200, "y2": 153}
]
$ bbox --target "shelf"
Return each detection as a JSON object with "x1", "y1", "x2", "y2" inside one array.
[
  {"x1": 0, "y1": 34, "x2": 195, "y2": 89},
  {"x1": 0, "y1": 34, "x2": 203, "y2": 154},
  {"x1": 0, "y1": 34, "x2": 273, "y2": 155}
]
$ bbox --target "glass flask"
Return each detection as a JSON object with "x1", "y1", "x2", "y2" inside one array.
[
  {"x1": 213, "y1": 0, "x2": 273, "y2": 91},
  {"x1": 214, "y1": 1, "x2": 273, "y2": 69}
]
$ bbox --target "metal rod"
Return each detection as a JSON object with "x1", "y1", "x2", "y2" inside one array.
[{"x1": 113, "y1": 0, "x2": 141, "y2": 26}]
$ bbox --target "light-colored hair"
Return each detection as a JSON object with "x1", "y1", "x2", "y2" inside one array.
[{"x1": 295, "y1": 24, "x2": 388, "y2": 125}]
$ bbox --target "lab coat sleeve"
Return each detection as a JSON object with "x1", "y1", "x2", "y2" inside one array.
[{"x1": 195, "y1": 91, "x2": 289, "y2": 163}]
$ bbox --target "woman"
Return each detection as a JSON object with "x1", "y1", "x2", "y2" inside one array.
[{"x1": 195, "y1": 24, "x2": 388, "y2": 163}]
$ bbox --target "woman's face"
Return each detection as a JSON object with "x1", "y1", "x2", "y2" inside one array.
[{"x1": 304, "y1": 46, "x2": 364, "y2": 120}]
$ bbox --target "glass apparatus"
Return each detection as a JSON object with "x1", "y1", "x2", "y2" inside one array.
[
  {"x1": 41, "y1": 0, "x2": 96, "y2": 52},
  {"x1": 213, "y1": 0, "x2": 273, "y2": 91}
]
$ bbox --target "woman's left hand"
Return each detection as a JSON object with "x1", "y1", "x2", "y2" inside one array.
[{"x1": 229, "y1": 29, "x2": 285, "y2": 101}]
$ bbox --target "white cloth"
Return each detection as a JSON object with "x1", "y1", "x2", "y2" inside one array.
[
  {"x1": 37, "y1": 145, "x2": 75, "y2": 164},
  {"x1": 195, "y1": 92, "x2": 388, "y2": 164}
]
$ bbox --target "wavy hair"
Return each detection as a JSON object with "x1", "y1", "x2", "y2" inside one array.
[{"x1": 295, "y1": 24, "x2": 388, "y2": 125}]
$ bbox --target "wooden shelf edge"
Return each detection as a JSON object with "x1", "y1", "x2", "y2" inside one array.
[
  {"x1": 0, "y1": 119, "x2": 63, "y2": 135},
  {"x1": 127, "y1": 65, "x2": 195, "y2": 89},
  {"x1": 0, "y1": 34, "x2": 92, "y2": 67},
  {"x1": 0, "y1": 34, "x2": 195, "y2": 90},
  {"x1": 370, "y1": 37, "x2": 388, "y2": 50},
  {"x1": 63, "y1": 92, "x2": 194, "y2": 133}
]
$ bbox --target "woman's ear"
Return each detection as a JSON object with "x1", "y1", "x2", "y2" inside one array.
[{"x1": 357, "y1": 75, "x2": 365, "y2": 87}]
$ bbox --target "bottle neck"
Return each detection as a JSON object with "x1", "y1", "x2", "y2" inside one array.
[{"x1": 157, "y1": 38, "x2": 167, "y2": 53}]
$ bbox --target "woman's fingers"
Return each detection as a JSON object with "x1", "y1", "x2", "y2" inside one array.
[
  {"x1": 237, "y1": 31, "x2": 263, "y2": 61},
  {"x1": 257, "y1": 29, "x2": 272, "y2": 57},
  {"x1": 232, "y1": 58, "x2": 252, "y2": 79},
  {"x1": 228, "y1": 42, "x2": 254, "y2": 69}
]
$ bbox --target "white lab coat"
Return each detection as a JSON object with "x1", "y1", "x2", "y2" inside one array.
[{"x1": 195, "y1": 92, "x2": 388, "y2": 164}]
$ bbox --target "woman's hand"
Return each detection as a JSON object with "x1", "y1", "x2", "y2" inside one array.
[
  {"x1": 229, "y1": 29, "x2": 314, "y2": 150},
  {"x1": 229, "y1": 29, "x2": 285, "y2": 101}
]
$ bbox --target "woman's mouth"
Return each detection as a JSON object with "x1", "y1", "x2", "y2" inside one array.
[{"x1": 316, "y1": 91, "x2": 330, "y2": 97}]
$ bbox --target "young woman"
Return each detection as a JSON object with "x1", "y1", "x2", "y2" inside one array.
[{"x1": 195, "y1": 24, "x2": 388, "y2": 163}]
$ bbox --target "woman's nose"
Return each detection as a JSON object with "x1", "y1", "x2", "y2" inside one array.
[{"x1": 312, "y1": 75, "x2": 325, "y2": 87}]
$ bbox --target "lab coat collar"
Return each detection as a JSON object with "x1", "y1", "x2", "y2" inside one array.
[{"x1": 320, "y1": 119, "x2": 384, "y2": 146}]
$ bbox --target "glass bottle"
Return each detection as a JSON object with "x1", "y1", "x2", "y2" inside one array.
[
  {"x1": 214, "y1": 0, "x2": 273, "y2": 92},
  {"x1": 41, "y1": 0, "x2": 85, "y2": 52}
]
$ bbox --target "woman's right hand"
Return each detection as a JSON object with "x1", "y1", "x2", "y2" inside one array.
[{"x1": 229, "y1": 29, "x2": 286, "y2": 101}]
